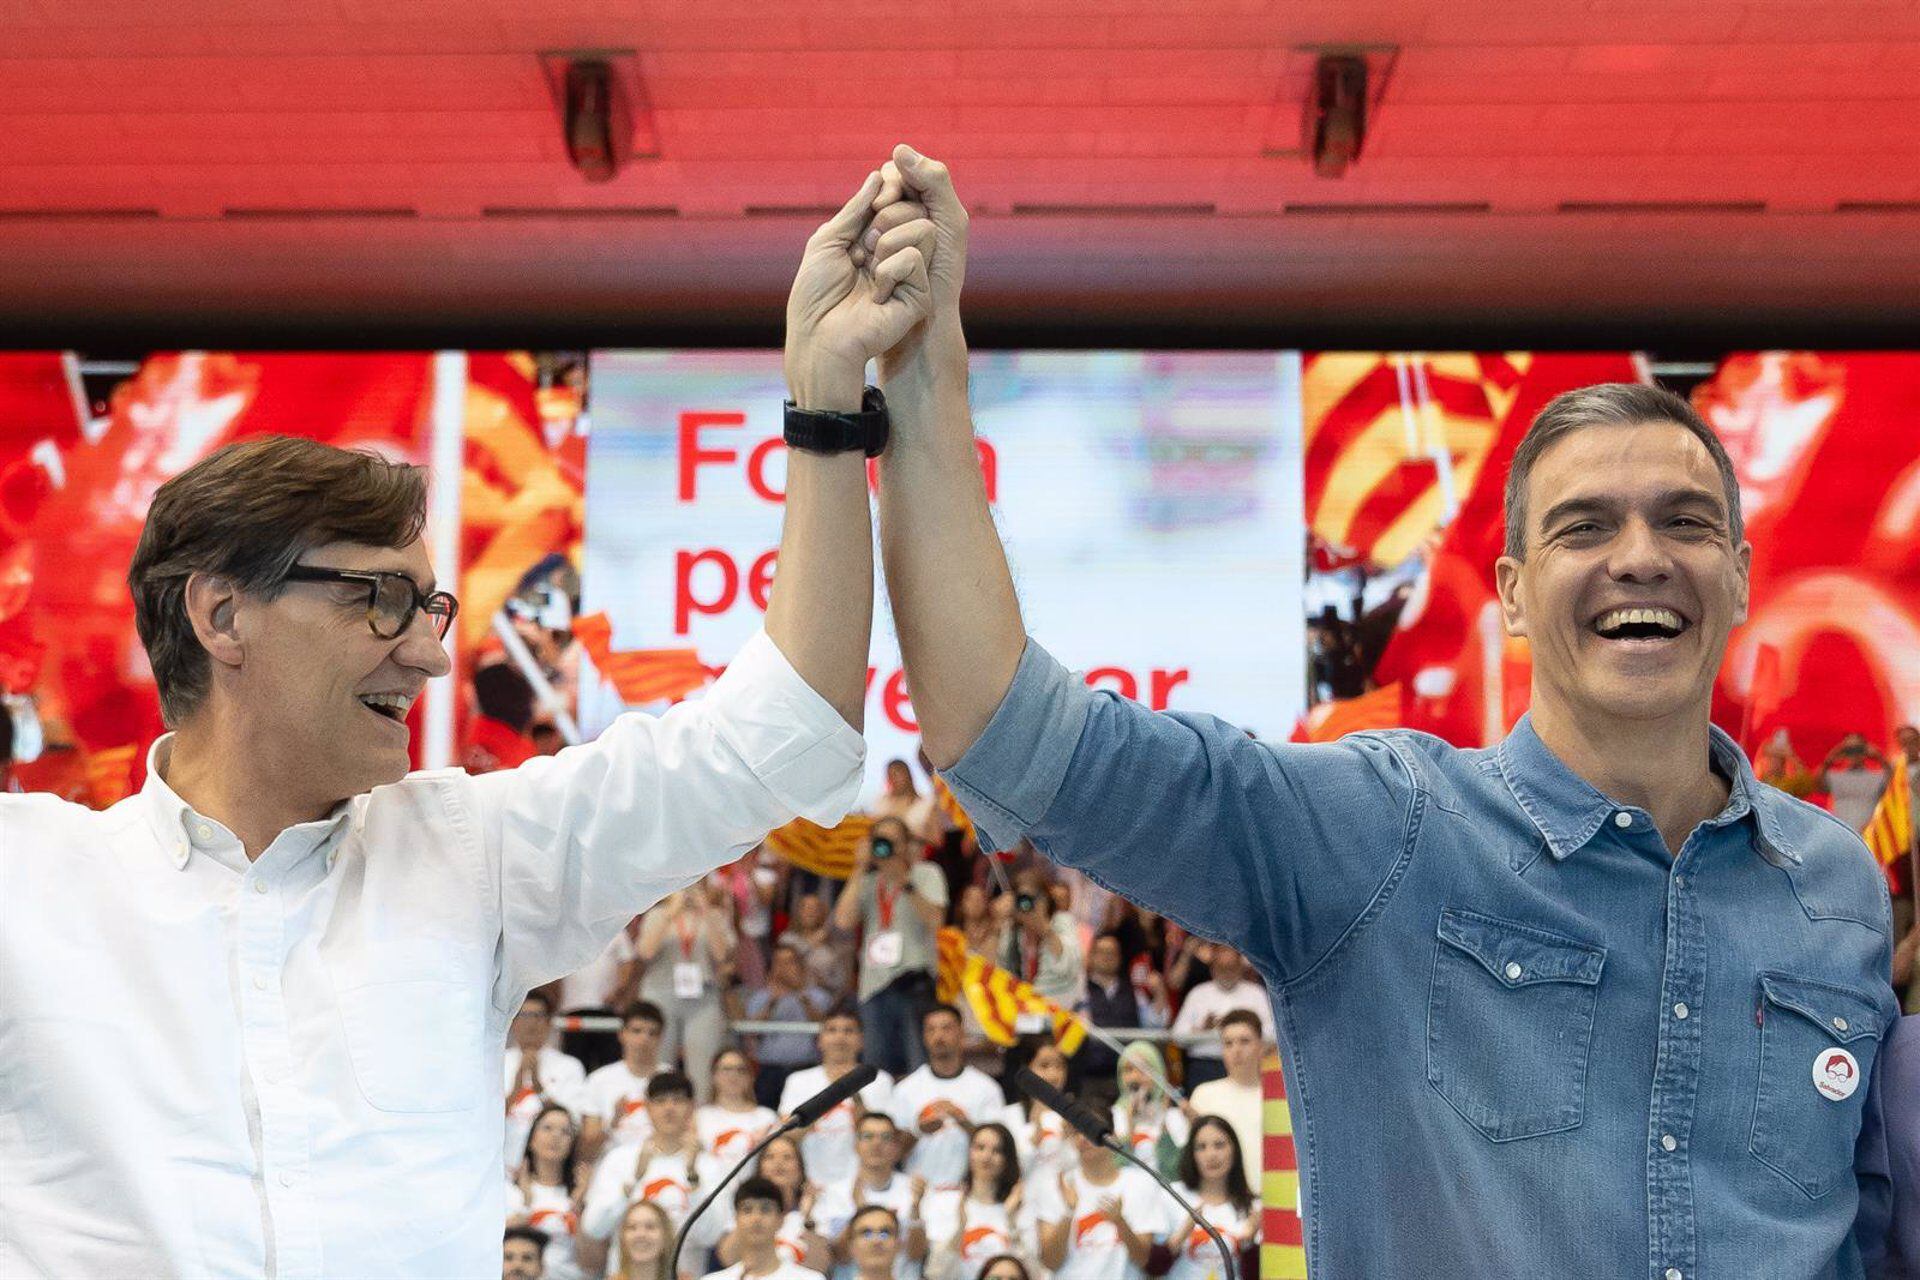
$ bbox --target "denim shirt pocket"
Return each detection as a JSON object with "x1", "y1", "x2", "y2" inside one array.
[
  {"x1": 1426, "y1": 908, "x2": 1607, "y2": 1142},
  {"x1": 1747, "y1": 971, "x2": 1883, "y2": 1199}
]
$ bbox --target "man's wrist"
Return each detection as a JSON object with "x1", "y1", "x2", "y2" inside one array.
[{"x1": 786, "y1": 353, "x2": 866, "y2": 412}]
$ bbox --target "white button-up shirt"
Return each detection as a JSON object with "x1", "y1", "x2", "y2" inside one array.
[{"x1": 0, "y1": 631, "x2": 862, "y2": 1278}]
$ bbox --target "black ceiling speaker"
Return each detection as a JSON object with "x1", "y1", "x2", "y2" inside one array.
[
  {"x1": 564, "y1": 58, "x2": 623, "y2": 182},
  {"x1": 1305, "y1": 53, "x2": 1368, "y2": 178}
]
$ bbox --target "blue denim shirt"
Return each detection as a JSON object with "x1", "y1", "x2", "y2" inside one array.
[{"x1": 943, "y1": 639, "x2": 1899, "y2": 1280}]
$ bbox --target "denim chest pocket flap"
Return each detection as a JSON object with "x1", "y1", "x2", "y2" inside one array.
[
  {"x1": 1748, "y1": 971, "x2": 1883, "y2": 1199},
  {"x1": 1427, "y1": 909, "x2": 1608, "y2": 1143}
]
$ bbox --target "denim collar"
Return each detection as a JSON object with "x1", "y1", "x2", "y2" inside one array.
[{"x1": 1495, "y1": 712, "x2": 1792, "y2": 865}]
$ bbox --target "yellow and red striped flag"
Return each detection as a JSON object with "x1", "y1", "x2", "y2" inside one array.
[
  {"x1": 1260, "y1": 1051, "x2": 1306, "y2": 1279},
  {"x1": 1864, "y1": 755, "x2": 1913, "y2": 893},
  {"x1": 934, "y1": 927, "x2": 1085, "y2": 1055},
  {"x1": 765, "y1": 813, "x2": 873, "y2": 881}
]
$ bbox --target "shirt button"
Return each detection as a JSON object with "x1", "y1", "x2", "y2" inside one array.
[
  {"x1": 1504, "y1": 962, "x2": 1523, "y2": 980},
  {"x1": 1614, "y1": 811, "x2": 1633, "y2": 829},
  {"x1": 196, "y1": 822, "x2": 214, "y2": 840},
  {"x1": 1674, "y1": 1003, "x2": 1689, "y2": 1020},
  {"x1": 1661, "y1": 1134, "x2": 1677, "y2": 1152},
  {"x1": 279, "y1": 1170, "x2": 295, "y2": 1187},
  {"x1": 252, "y1": 975, "x2": 268, "y2": 991},
  {"x1": 253, "y1": 880, "x2": 269, "y2": 895},
  {"x1": 1833, "y1": 1017, "x2": 1849, "y2": 1032},
  {"x1": 1666, "y1": 1269, "x2": 1683, "y2": 1280},
  {"x1": 1673, "y1": 875, "x2": 1685, "y2": 888}
]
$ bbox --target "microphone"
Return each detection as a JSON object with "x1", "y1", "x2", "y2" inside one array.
[
  {"x1": 1015, "y1": 1069, "x2": 1238, "y2": 1280},
  {"x1": 667, "y1": 1063, "x2": 882, "y2": 1280},
  {"x1": 788, "y1": 1062, "x2": 879, "y2": 1128},
  {"x1": 1017, "y1": 1067, "x2": 1113, "y2": 1145}
]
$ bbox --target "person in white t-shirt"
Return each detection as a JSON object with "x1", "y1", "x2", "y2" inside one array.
[
  {"x1": 582, "y1": 999, "x2": 667, "y2": 1162},
  {"x1": 916, "y1": 1123, "x2": 1040, "y2": 1280},
  {"x1": 1034, "y1": 1131, "x2": 1176, "y2": 1280},
  {"x1": 506, "y1": 1102, "x2": 590, "y2": 1280},
  {"x1": 844, "y1": 1204, "x2": 909, "y2": 1280},
  {"x1": 891, "y1": 1005, "x2": 1007, "y2": 1189},
  {"x1": 1001, "y1": 1040, "x2": 1072, "y2": 1193},
  {"x1": 1166, "y1": 949, "x2": 1272, "y2": 1090},
  {"x1": 815, "y1": 1113, "x2": 924, "y2": 1280},
  {"x1": 701, "y1": 1175, "x2": 828, "y2": 1280},
  {"x1": 581, "y1": 1071, "x2": 726, "y2": 1278},
  {"x1": 780, "y1": 1010, "x2": 897, "y2": 1186},
  {"x1": 1157, "y1": 1116, "x2": 1259, "y2": 1280},
  {"x1": 507, "y1": 991, "x2": 588, "y2": 1171},
  {"x1": 713, "y1": 1133, "x2": 835, "y2": 1273},
  {"x1": 1182, "y1": 1010, "x2": 1265, "y2": 1189},
  {"x1": 1109, "y1": 1043, "x2": 1188, "y2": 1180},
  {"x1": 559, "y1": 916, "x2": 643, "y2": 1073},
  {"x1": 699, "y1": 1048, "x2": 781, "y2": 1167}
]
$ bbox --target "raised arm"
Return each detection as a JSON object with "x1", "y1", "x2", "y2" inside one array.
[
  {"x1": 870, "y1": 147, "x2": 1025, "y2": 769},
  {"x1": 867, "y1": 147, "x2": 1421, "y2": 987}
]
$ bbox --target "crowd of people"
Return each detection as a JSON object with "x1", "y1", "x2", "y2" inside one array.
[{"x1": 495, "y1": 757, "x2": 1275, "y2": 1280}]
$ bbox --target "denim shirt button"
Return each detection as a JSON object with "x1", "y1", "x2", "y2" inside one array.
[
  {"x1": 1665, "y1": 1269, "x2": 1683, "y2": 1280},
  {"x1": 1661, "y1": 1133, "x2": 1677, "y2": 1152},
  {"x1": 1504, "y1": 962, "x2": 1523, "y2": 980},
  {"x1": 1674, "y1": 1003, "x2": 1689, "y2": 1020},
  {"x1": 1614, "y1": 811, "x2": 1634, "y2": 829}
]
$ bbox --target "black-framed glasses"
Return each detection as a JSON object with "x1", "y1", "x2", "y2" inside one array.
[{"x1": 281, "y1": 565, "x2": 459, "y2": 641}]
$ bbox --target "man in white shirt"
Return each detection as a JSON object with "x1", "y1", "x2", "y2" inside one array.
[
  {"x1": 580, "y1": 999, "x2": 668, "y2": 1162},
  {"x1": 779, "y1": 1010, "x2": 896, "y2": 1186},
  {"x1": 890, "y1": 1005, "x2": 1006, "y2": 1188},
  {"x1": 581, "y1": 1071, "x2": 727, "y2": 1260},
  {"x1": 813, "y1": 1113, "x2": 922, "y2": 1280},
  {"x1": 1184, "y1": 1009, "x2": 1265, "y2": 1187},
  {"x1": 505, "y1": 990, "x2": 588, "y2": 1166},
  {"x1": 702, "y1": 1175, "x2": 826, "y2": 1280},
  {"x1": 1167, "y1": 947, "x2": 1274, "y2": 1088},
  {"x1": 0, "y1": 168, "x2": 938, "y2": 1279}
]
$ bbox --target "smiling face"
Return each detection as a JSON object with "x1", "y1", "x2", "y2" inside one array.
[
  {"x1": 203, "y1": 537, "x2": 451, "y2": 808},
  {"x1": 1495, "y1": 420, "x2": 1750, "y2": 736},
  {"x1": 620, "y1": 1201, "x2": 669, "y2": 1266}
]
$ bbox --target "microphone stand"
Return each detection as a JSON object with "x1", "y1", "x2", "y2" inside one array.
[
  {"x1": 668, "y1": 1064, "x2": 878, "y2": 1280},
  {"x1": 1100, "y1": 1134, "x2": 1238, "y2": 1280},
  {"x1": 1017, "y1": 1069, "x2": 1237, "y2": 1280}
]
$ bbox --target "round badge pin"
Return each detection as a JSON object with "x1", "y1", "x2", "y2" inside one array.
[{"x1": 1812, "y1": 1047, "x2": 1860, "y2": 1102}]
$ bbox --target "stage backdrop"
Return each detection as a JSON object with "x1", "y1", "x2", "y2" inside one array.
[
  {"x1": 578, "y1": 349, "x2": 1310, "y2": 799},
  {"x1": 2, "y1": 350, "x2": 1915, "y2": 814}
]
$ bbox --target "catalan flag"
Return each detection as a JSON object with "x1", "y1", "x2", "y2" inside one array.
[
  {"x1": 765, "y1": 812, "x2": 872, "y2": 881},
  {"x1": 934, "y1": 927, "x2": 1085, "y2": 1055},
  {"x1": 1260, "y1": 1051, "x2": 1306, "y2": 1280},
  {"x1": 1863, "y1": 756, "x2": 1914, "y2": 894}
]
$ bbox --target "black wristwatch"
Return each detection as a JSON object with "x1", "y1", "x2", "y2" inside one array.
[{"x1": 784, "y1": 385, "x2": 890, "y2": 457}]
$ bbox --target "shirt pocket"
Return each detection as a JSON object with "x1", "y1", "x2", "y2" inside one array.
[
  {"x1": 1746, "y1": 971, "x2": 1883, "y2": 1199},
  {"x1": 1426, "y1": 908, "x2": 1607, "y2": 1142},
  {"x1": 335, "y1": 943, "x2": 487, "y2": 1114}
]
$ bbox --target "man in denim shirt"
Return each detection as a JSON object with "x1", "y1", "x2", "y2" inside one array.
[{"x1": 858, "y1": 146, "x2": 1899, "y2": 1279}]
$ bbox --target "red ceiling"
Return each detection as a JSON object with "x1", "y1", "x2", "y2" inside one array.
[{"x1": 1, "y1": 0, "x2": 1917, "y2": 341}]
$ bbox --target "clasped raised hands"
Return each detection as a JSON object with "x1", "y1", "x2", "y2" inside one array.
[{"x1": 785, "y1": 166, "x2": 939, "y2": 408}]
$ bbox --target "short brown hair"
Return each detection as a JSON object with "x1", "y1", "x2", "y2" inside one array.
[
  {"x1": 128, "y1": 435, "x2": 428, "y2": 728},
  {"x1": 1218, "y1": 1008, "x2": 1263, "y2": 1039},
  {"x1": 1503, "y1": 383, "x2": 1743, "y2": 561}
]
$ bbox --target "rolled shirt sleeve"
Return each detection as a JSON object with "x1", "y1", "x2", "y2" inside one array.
[
  {"x1": 938, "y1": 634, "x2": 1417, "y2": 986},
  {"x1": 467, "y1": 628, "x2": 865, "y2": 1012}
]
